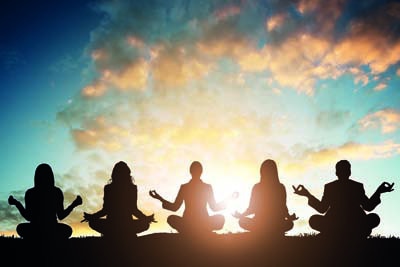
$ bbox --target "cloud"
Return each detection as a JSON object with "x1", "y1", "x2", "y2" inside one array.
[
  {"x1": 359, "y1": 109, "x2": 400, "y2": 134},
  {"x1": 266, "y1": 13, "x2": 286, "y2": 32},
  {"x1": 285, "y1": 140, "x2": 400, "y2": 174},
  {"x1": 71, "y1": 116, "x2": 129, "y2": 151},
  {"x1": 316, "y1": 110, "x2": 350, "y2": 129},
  {"x1": 374, "y1": 83, "x2": 387, "y2": 91}
]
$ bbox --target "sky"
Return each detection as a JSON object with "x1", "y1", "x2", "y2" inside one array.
[{"x1": 0, "y1": 0, "x2": 399, "y2": 238}]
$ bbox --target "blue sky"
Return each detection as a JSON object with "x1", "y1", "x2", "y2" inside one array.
[{"x1": 0, "y1": 0, "x2": 399, "y2": 237}]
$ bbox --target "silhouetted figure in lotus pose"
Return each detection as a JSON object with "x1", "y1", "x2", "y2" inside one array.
[
  {"x1": 293, "y1": 159, "x2": 394, "y2": 239},
  {"x1": 233, "y1": 159, "x2": 297, "y2": 236},
  {"x1": 149, "y1": 161, "x2": 237, "y2": 235},
  {"x1": 82, "y1": 161, "x2": 155, "y2": 238},
  {"x1": 8, "y1": 163, "x2": 82, "y2": 240}
]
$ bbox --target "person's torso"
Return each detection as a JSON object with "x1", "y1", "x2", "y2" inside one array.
[
  {"x1": 26, "y1": 187, "x2": 61, "y2": 224},
  {"x1": 103, "y1": 183, "x2": 137, "y2": 221},
  {"x1": 182, "y1": 180, "x2": 211, "y2": 219},
  {"x1": 324, "y1": 179, "x2": 366, "y2": 218},
  {"x1": 253, "y1": 183, "x2": 287, "y2": 220}
]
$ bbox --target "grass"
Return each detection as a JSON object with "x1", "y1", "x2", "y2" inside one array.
[{"x1": 1, "y1": 232, "x2": 399, "y2": 266}]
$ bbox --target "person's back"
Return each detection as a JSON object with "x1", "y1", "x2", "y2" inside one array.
[
  {"x1": 233, "y1": 159, "x2": 297, "y2": 235},
  {"x1": 25, "y1": 186, "x2": 63, "y2": 225},
  {"x1": 149, "y1": 161, "x2": 230, "y2": 234},
  {"x1": 181, "y1": 179, "x2": 212, "y2": 219},
  {"x1": 82, "y1": 161, "x2": 155, "y2": 238},
  {"x1": 102, "y1": 182, "x2": 138, "y2": 223},
  {"x1": 252, "y1": 182, "x2": 288, "y2": 221}
]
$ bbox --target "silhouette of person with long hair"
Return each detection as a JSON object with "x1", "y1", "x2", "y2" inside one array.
[
  {"x1": 233, "y1": 159, "x2": 297, "y2": 236},
  {"x1": 293, "y1": 159, "x2": 394, "y2": 238},
  {"x1": 8, "y1": 163, "x2": 82, "y2": 240},
  {"x1": 82, "y1": 161, "x2": 155, "y2": 238},
  {"x1": 149, "y1": 161, "x2": 237, "y2": 235}
]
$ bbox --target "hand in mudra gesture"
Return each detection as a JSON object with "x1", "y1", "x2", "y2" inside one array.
[
  {"x1": 8, "y1": 195, "x2": 18, "y2": 206},
  {"x1": 377, "y1": 182, "x2": 395, "y2": 194},
  {"x1": 292, "y1": 185, "x2": 310, "y2": 197},
  {"x1": 149, "y1": 190, "x2": 163, "y2": 201}
]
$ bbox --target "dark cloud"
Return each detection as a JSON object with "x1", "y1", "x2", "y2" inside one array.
[{"x1": 0, "y1": 190, "x2": 25, "y2": 232}]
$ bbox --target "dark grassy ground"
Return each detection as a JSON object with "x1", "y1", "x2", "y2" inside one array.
[{"x1": 1, "y1": 233, "x2": 399, "y2": 267}]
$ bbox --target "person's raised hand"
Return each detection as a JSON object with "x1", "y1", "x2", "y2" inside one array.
[
  {"x1": 377, "y1": 182, "x2": 395, "y2": 194},
  {"x1": 287, "y1": 213, "x2": 299, "y2": 221},
  {"x1": 146, "y1": 213, "x2": 157, "y2": 223},
  {"x1": 232, "y1": 211, "x2": 243, "y2": 219},
  {"x1": 81, "y1": 212, "x2": 94, "y2": 223},
  {"x1": 8, "y1": 195, "x2": 18, "y2": 206},
  {"x1": 292, "y1": 185, "x2": 310, "y2": 197},
  {"x1": 73, "y1": 195, "x2": 83, "y2": 207},
  {"x1": 149, "y1": 190, "x2": 162, "y2": 201}
]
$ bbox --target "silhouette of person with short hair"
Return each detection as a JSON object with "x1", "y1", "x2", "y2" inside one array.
[
  {"x1": 82, "y1": 161, "x2": 155, "y2": 238},
  {"x1": 233, "y1": 159, "x2": 297, "y2": 236},
  {"x1": 293, "y1": 159, "x2": 394, "y2": 238},
  {"x1": 8, "y1": 163, "x2": 82, "y2": 240},
  {"x1": 149, "y1": 161, "x2": 237, "y2": 234}
]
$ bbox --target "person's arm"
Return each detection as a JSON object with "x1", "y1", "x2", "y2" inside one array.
[
  {"x1": 293, "y1": 184, "x2": 329, "y2": 214},
  {"x1": 208, "y1": 185, "x2": 227, "y2": 212},
  {"x1": 149, "y1": 186, "x2": 184, "y2": 212},
  {"x1": 8, "y1": 195, "x2": 30, "y2": 221},
  {"x1": 131, "y1": 185, "x2": 147, "y2": 219},
  {"x1": 237, "y1": 185, "x2": 257, "y2": 217},
  {"x1": 162, "y1": 186, "x2": 184, "y2": 212},
  {"x1": 362, "y1": 182, "x2": 394, "y2": 211},
  {"x1": 56, "y1": 188, "x2": 82, "y2": 220}
]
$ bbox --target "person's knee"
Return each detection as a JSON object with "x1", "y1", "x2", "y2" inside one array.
[
  {"x1": 309, "y1": 215, "x2": 323, "y2": 231},
  {"x1": 167, "y1": 215, "x2": 181, "y2": 230},
  {"x1": 63, "y1": 225, "x2": 73, "y2": 238},
  {"x1": 214, "y1": 215, "x2": 225, "y2": 230},
  {"x1": 16, "y1": 224, "x2": 27, "y2": 238},
  {"x1": 285, "y1": 220, "x2": 294, "y2": 232},
  {"x1": 368, "y1": 213, "x2": 380, "y2": 228},
  {"x1": 238, "y1": 217, "x2": 254, "y2": 231}
]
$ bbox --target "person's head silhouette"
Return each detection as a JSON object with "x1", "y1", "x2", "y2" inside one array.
[
  {"x1": 335, "y1": 159, "x2": 351, "y2": 180},
  {"x1": 190, "y1": 161, "x2": 203, "y2": 180},
  {"x1": 111, "y1": 161, "x2": 133, "y2": 184},
  {"x1": 260, "y1": 159, "x2": 279, "y2": 184},
  {"x1": 34, "y1": 163, "x2": 55, "y2": 189}
]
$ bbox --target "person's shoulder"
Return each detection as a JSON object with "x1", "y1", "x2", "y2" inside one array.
[
  {"x1": 348, "y1": 179, "x2": 364, "y2": 187},
  {"x1": 324, "y1": 180, "x2": 338, "y2": 190},
  {"x1": 25, "y1": 187, "x2": 35, "y2": 196},
  {"x1": 278, "y1": 183, "x2": 286, "y2": 190},
  {"x1": 26, "y1": 187, "x2": 35, "y2": 193},
  {"x1": 104, "y1": 183, "x2": 112, "y2": 192}
]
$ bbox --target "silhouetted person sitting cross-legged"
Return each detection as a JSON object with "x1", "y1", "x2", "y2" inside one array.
[
  {"x1": 149, "y1": 161, "x2": 237, "y2": 235},
  {"x1": 233, "y1": 159, "x2": 297, "y2": 236},
  {"x1": 82, "y1": 161, "x2": 155, "y2": 239},
  {"x1": 8, "y1": 163, "x2": 82, "y2": 240},
  {"x1": 293, "y1": 159, "x2": 394, "y2": 239}
]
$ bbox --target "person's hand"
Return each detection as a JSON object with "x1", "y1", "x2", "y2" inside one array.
[
  {"x1": 292, "y1": 185, "x2": 310, "y2": 197},
  {"x1": 73, "y1": 195, "x2": 83, "y2": 207},
  {"x1": 146, "y1": 213, "x2": 157, "y2": 223},
  {"x1": 149, "y1": 190, "x2": 163, "y2": 201},
  {"x1": 232, "y1": 211, "x2": 243, "y2": 219},
  {"x1": 377, "y1": 182, "x2": 395, "y2": 194},
  {"x1": 8, "y1": 195, "x2": 18, "y2": 206},
  {"x1": 81, "y1": 212, "x2": 94, "y2": 223},
  {"x1": 287, "y1": 213, "x2": 299, "y2": 221}
]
